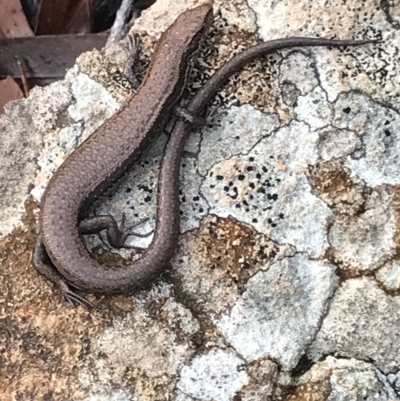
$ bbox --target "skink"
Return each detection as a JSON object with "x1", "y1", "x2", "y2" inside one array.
[
  {"x1": 34, "y1": 4, "x2": 214, "y2": 299},
  {"x1": 33, "y1": 3, "x2": 376, "y2": 299}
]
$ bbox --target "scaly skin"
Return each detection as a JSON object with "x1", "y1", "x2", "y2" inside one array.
[
  {"x1": 34, "y1": 4, "x2": 214, "y2": 296},
  {"x1": 34, "y1": 2, "x2": 377, "y2": 299}
]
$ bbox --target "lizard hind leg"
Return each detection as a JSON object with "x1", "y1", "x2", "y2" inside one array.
[
  {"x1": 33, "y1": 237, "x2": 97, "y2": 308},
  {"x1": 79, "y1": 213, "x2": 153, "y2": 249}
]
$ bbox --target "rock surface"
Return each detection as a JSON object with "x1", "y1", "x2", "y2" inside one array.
[{"x1": 0, "y1": 0, "x2": 399, "y2": 400}]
